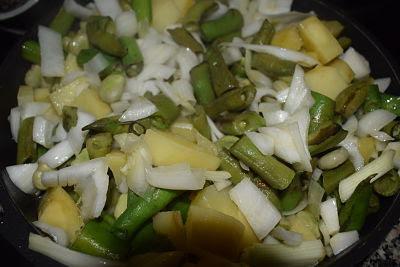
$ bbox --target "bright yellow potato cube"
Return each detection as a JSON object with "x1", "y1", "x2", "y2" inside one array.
[
  {"x1": 272, "y1": 26, "x2": 304, "y2": 51},
  {"x1": 144, "y1": 129, "x2": 220, "y2": 170},
  {"x1": 73, "y1": 88, "x2": 112, "y2": 119},
  {"x1": 64, "y1": 53, "x2": 81, "y2": 74},
  {"x1": 152, "y1": 0, "x2": 181, "y2": 32},
  {"x1": 328, "y1": 58, "x2": 355, "y2": 84},
  {"x1": 38, "y1": 187, "x2": 83, "y2": 243},
  {"x1": 358, "y1": 137, "x2": 376, "y2": 163},
  {"x1": 299, "y1": 16, "x2": 343, "y2": 64},
  {"x1": 34, "y1": 88, "x2": 51, "y2": 102},
  {"x1": 305, "y1": 65, "x2": 349, "y2": 100},
  {"x1": 106, "y1": 150, "x2": 127, "y2": 190}
]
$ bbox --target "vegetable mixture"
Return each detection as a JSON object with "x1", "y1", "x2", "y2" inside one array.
[{"x1": 6, "y1": 0, "x2": 400, "y2": 266}]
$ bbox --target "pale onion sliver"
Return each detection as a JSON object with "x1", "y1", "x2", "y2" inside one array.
[{"x1": 38, "y1": 26, "x2": 65, "y2": 77}]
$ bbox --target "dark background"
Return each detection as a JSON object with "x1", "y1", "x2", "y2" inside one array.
[{"x1": 0, "y1": 0, "x2": 399, "y2": 266}]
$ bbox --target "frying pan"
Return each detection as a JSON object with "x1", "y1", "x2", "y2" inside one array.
[{"x1": 0, "y1": 0, "x2": 399, "y2": 266}]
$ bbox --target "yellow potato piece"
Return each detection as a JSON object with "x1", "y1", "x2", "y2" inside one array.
[
  {"x1": 186, "y1": 205, "x2": 244, "y2": 260},
  {"x1": 73, "y1": 88, "x2": 112, "y2": 119},
  {"x1": 106, "y1": 150, "x2": 127, "y2": 189},
  {"x1": 114, "y1": 193, "x2": 128, "y2": 219},
  {"x1": 38, "y1": 187, "x2": 83, "y2": 243},
  {"x1": 17, "y1": 85, "x2": 34, "y2": 106},
  {"x1": 358, "y1": 137, "x2": 376, "y2": 163},
  {"x1": 144, "y1": 129, "x2": 220, "y2": 170},
  {"x1": 173, "y1": 0, "x2": 194, "y2": 14},
  {"x1": 153, "y1": 211, "x2": 186, "y2": 249},
  {"x1": 152, "y1": 0, "x2": 182, "y2": 32},
  {"x1": 272, "y1": 26, "x2": 303, "y2": 51},
  {"x1": 328, "y1": 58, "x2": 355, "y2": 84},
  {"x1": 64, "y1": 53, "x2": 81, "y2": 74},
  {"x1": 192, "y1": 185, "x2": 259, "y2": 249},
  {"x1": 287, "y1": 211, "x2": 320, "y2": 241},
  {"x1": 34, "y1": 88, "x2": 51, "y2": 103},
  {"x1": 299, "y1": 16, "x2": 343, "y2": 64},
  {"x1": 305, "y1": 65, "x2": 349, "y2": 100}
]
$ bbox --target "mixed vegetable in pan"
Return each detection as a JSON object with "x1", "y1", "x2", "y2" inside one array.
[{"x1": 5, "y1": 0, "x2": 400, "y2": 266}]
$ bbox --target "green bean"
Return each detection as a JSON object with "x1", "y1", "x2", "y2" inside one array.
[
  {"x1": 219, "y1": 111, "x2": 266, "y2": 136},
  {"x1": 206, "y1": 46, "x2": 239, "y2": 97},
  {"x1": 191, "y1": 105, "x2": 211, "y2": 140},
  {"x1": 363, "y1": 84, "x2": 382, "y2": 113},
  {"x1": 368, "y1": 193, "x2": 380, "y2": 214},
  {"x1": 338, "y1": 36, "x2": 352, "y2": 50},
  {"x1": 218, "y1": 148, "x2": 253, "y2": 185},
  {"x1": 335, "y1": 78, "x2": 372, "y2": 118},
  {"x1": 17, "y1": 117, "x2": 37, "y2": 164},
  {"x1": 200, "y1": 9, "x2": 243, "y2": 42},
  {"x1": 145, "y1": 92, "x2": 181, "y2": 129},
  {"x1": 182, "y1": 0, "x2": 217, "y2": 30},
  {"x1": 21, "y1": 40, "x2": 40, "y2": 64},
  {"x1": 212, "y1": 30, "x2": 242, "y2": 46},
  {"x1": 252, "y1": 177, "x2": 282, "y2": 210},
  {"x1": 37, "y1": 145, "x2": 48, "y2": 159},
  {"x1": 49, "y1": 8, "x2": 75, "y2": 36},
  {"x1": 120, "y1": 37, "x2": 143, "y2": 77},
  {"x1": 230, "y1": 60, "x2": 247, "y2": 78},
  {"x1": 99, "y1": 74, "x2": 126, "y2": 103},
  {"x1": 131, "y1": 223, "x2": 173, "y2": 255},
  {"x1": 86, "y1": 16, "x2": 126, "y2": 57},
  {"x1": 167, "y1": 194, "x2": 191, "y2": 223},
  {"x1": 86, "y1": 133, "x2": 113, "y2": 159},
  {"x1": 62, "y1": 106, "x2": 78, "y2": 132},
  {"x1": 131, "y1": 0, "x2": 152, "y2": 23},
  {"x1": 112, "y1": 188, "x2": 181, "y2": 240},
  {"x1": 71, "y1": 220, "x2": 129, "y2": 260},
  {"x1": 230, "y1": 136, "x2": 295, "y2": 190},
  {"x1": 280, "y1": 175, "x2": 303, "y2": 212},
  {"x1": 308, "y1": 122, "x2": 340, "y2": 146},
  {"x1": 322, "y1": 20, "x2": 344, "y2": 38},
  {"x1": 251, "y1": 53, "x2": 296, "y2": 78},
  {"x1": 251, "y1": 19, "x2": 275, "y2": 45},
  {"x1": 381, "y1": 93, "x2": 400, "y2": 116},
  {"x1": 205, "y1": 85, "x2": 256, "y2": 119},
  {"x1": 373, "y1": 170, "x2": 400, "y2": 197},
  {"x1": 83, "y1": 116, "x2": 130, "y2": 135},
  {"x1": 168, "y1": 27, "x2": 204, "y2": 53},
  {"x1": 383, "y1": 121, "x2": 400, "y2": 140},
  {"x1": 190, "y1": 62, "x2": 215, "y2": 106},
  {"x1": 309, "y1": 91, "x2": 335, "y2": 134},
  {"x1": 216, "y1": 136, "x2": 239, "y2": 150},
  {"x1": 309, "y1": 129, "x2": 348, "y2": 156},
  {"x1": 322, "y1": 160, "x2": 355, "y2": 194},
  {"x1": 76, "y1": 48, "x2": 120, "y2": 78}
]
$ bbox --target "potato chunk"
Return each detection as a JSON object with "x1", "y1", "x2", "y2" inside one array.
[{"x1": 272, "y1": 26, "x2": 303, "y2": 51}]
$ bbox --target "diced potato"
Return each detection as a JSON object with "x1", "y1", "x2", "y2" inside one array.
[
  {"x1": 287, "y1": 211, "x2": 320, "y2": 241},
  {"x1": 305, "y1": 65, "x2": 349, "y2": 100},
  {"x1": 65, "y1": 53, "x2": 81, "y2": 74},
  {"x1": 328, "y1": 58, "x2": 355, "y2": 84},
  {"x1": 50, "y1": 77, "x2": 90, "y2": 115},
  {"x1": 152, "y1": 0, "x2": 181, "y2": 32},
  {"x1": 170, "y1": 117, "x2": 196, "y2": 142},
  {"x1": 153, "y1": 211, "x2": 186, "y2": 248},
  {"x1": 42, "y1": 106, "x2": 61, "y2": 124},
  {"x1": 114, "y1": 193, "x2": 128, "y2": 219},
  {"x1": 173, "y1": 0, "x2": 194, "y2": 14},
  {"x1": 34, "y1": 88, "x2": 51, "y2": 102},
  {"x1": 192, "y1": 185, "x2": 259, "y2": 249},
  {"x1": 106, "y1": 150, "x2": 127, "y2": 190},
  {"x1": 74, "y1": 88, "x2": 112, "y2": 119},
  {"x1": 17, "y1": 85, "x2": 34, "y2": 105},
  {"x1": 322, "y1": 20, "x2": 344, "y2": 38},
  {"x1": 186, "y1": 205, "x2": 244, "y2": 259},
  {"x1": 144, "y1": 129, "x2": 220, "y2": 170},
  {"x1": 358, "y1": 137, "x2": 376, "y2": 163},
  {"x1": 299, "y1": 16, "x2": 343, "y2": 64},
  {"x1": 271, "y1": 26, "x2": 303, "y2": 51},
  {"x1": 38, "y1": 187, "x2": 83, "y2": 243}
]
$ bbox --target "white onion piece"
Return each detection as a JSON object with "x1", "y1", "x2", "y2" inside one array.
[
  {"x1": 386, "y1": 142, "x2": 400, "y2": 170},
  {"x1": 339, "y1": 150, "x2": 394, "y2": 202},
  {"x1": 262, "y1": 110, "x2": 289, "y2": 125},
  {"x1": 240, "y1": 161, "x2": 250, "y2": 171},
  {"x1": 126, "y1": 79, "x2": 160, "y2": 96},
  {"x1": 53, "y1": 123, "x2": 68, "y2": 143},
  {"x1": 374, "y1": 77, "x2": 391, "y2": 93},
  {"x1": 33, "y1": 116, "x2": 56, "y2": 148},
  {"x1": 205, "y1": 1, "x2": 228, "y2": 21},
  {"x1": 319, "y1": 221, "x2": 330, "y2": 246},
  {"x1": 308, "y1": 179, "x2": 325, "y2": 218},
  {"x1": 126, "y1": 148, "x2": 152, "y2": 197},
  {"x1": 342, "y1": 115, "x2": 358, "y2": 134},
  {"x1": 263, "y1": 235, "x2": 281, "y2": 245},
  {"x1": 116, "y1": 11, "x2": 138, "y2": 37},
  {"x1": 94, "y1": 0, "x2": 122, "y2": 20},
  {"x1": 340, "y1": 47, "x2": 370, "y2": 79},
  {"x1": 6, "y1": 163, "x2": 38, "y2": 194},
  {"x1": 20, "y1": 102, "x2": 50, "y2": 120},
  {"x1": 114, "y1": 133, "x2": 141, "y2": 153},
  {"x1": 171, "y1": 79, "x2": 196, "y2": 110},
  {"x1": 204, "y1": 171, "x2": 231, "y2": 182},
  {"x1": 38, "y1": 26, "x2": 64, "y2": 77},
  {"x1": 39, "y1": 140, "x2": 74, "y2": 168},
  {"x1": 242, "y1": 19, "x2": 264, "y2": 38},
  {"x1": 28, "y1": 234, "x2": 123, "y2": 267},
  {"x1": 214, "y1": 180, "x2": 232, "y2": 191},
  {"x1": 32, "y1": 221, "x2": 69, "y2": 247},
  {"x1": 9, "y1": 107, "x2": 21, "y2": 142},
  {"x1": 225, "y1": 42, "x2": 319, "y2": 67},
  {"x1": 222, "y1": 47, "x2": 242, "y2": 65},
  {"x1": 357, "y1": 109, "x2": 396, "y2": 138},
  {"x1": 276, "y1": 88, "x2": 289, "y2": 103},
  {"x1": 64, "y1": 0, "x2": 93, "y2": 19},
  {"x1": 176, "y1": 48, "x2": 199, "y2": 81},
  {"x1": 147, "y1": 163, "x2": 205, "y2": 190},
  {"x1": 286, "y1": 122, "x2": 312, "y2": 172},
  {"x1": 84, "y1": 53, "x2": 109, "y2": 74},
  {"x1": 270, "y1": 226, "x2": 303, "y2": 247},
  {"x1": 143, "y1": 43, "x2": 177, "y2": 66},
  {"x1": 68, "y1": 111, "x2": 95, "y2": 155},
  {"x1": 258, "y1": 0, "x2": 293, "y2": 15},
  {"x1": 246, "y1": 132, "x2": 274, "y2": 155},
  {"x1": 340, "y1": 135, "x2": 364, "y2": 171},
  {"x1": 137, "y1": 64, "x2": 175, "y2": 81},
  {"x1": 111, "y1": 101, "x2": 130, "y2": 114},
  {"x1": 284, "y1": 65, "x2": 314, "y2": 114},
  {"x1": 119, "y1": 96, "x2": 158, "y2": 122},
  {"x1": 230, "y1": 178, "x2": 281, "y2": 239},
  {"x1": 320, "y1": 198, "x2": 340, "y2": 235},
  {"x1": 282, "y1": 196, "x2": 308, "y2": 216},
  {"x1": 207, "y1": 116, "x2": 224, "y2": 142},
  {"x1": 330, "y1": 231, "x2": 359, "y2": 256},
  {"x1": 370, "y1": 131, "x2": 394, "y2": 142}
]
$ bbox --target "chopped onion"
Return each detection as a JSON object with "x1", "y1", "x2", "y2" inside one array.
[
  {"x1": 282, "y1": 196, "x2": 308, "y2": 216},
  {"x1": 206, "y1": 116, "x2": 224, "y2": 142},
  {"x1": 116, "y1": 11, "x2": 138, "y2": 37},
  {"x1": 242, "y1": 19, "x2": 264, "y2": 38},
  {"x1": 171, "y1": 79, "x2": 196, "y2": 111},
  {"x1": 39, "y1": 140, "x2": 75, "y2": 168},
  {"x1": 276, "y1": 88, "x2": 289, "y2": 103},
  {"x1": 119, "y1": 96, "x2": 158, "y2": 122},
  {"x1": 229, "y1": 178, "x2": 281, "y2": 239},
  {"x1": 262, "y1": 110, "x2": 289, "y2": 125},
  {"x1": 53, "y1": 123, "x2": 68, "y2": 143},
  {"x1": 246, "y1": 132, "x2": 274, "y2": 155},
  {"x1": 286, "y1": 122, "x2": 312, "y2": 172},
  {"x1": 339, "y1": 150, "x2": 395, "y2": 202},
  {"x1": 244, "y1": 50, "x2": 273, "y2": 88},
  {"x1": 270, "y1": 226, "x2": 303, "y2": 247},
  {"x1": 386, "y1": 142, "x2": 400, "y2": 169},
  {"x1": 33, "y1": 116, "x2": 56, "y2": 148},
  {"x1": 176, "y1": 48, "x2": 199, "y2": 81},
  {"x1": 137, "y1": 64, "x2": 176, "y2": 81},
  {"x1": 340, "y1": 135, "x2": 364, "y2": 171},
  {"x1": 263, "y1": 235, "x2": 281, "y2": 245},
  {"x1": 20, "y1": 102, "x2": 50, "y2": 120},
  {"x1": 114, "y1": 133, "x2": 141, "y2": 153},
  {"x1": 240, "y1": 161, "x2": 250, "y2": 171},
  {"x1": 330, "y1": 231, "x2": 359, "y2": 256},
  {"x1": 374, "y1": 77, "x2": 391, "y2": 93},
  {"x1": 204, "y1": 171, "x2": 231, "y2": 182},
  {"x1": 6, "y1": 163, "x2": 38, "y2": 194},
  {"x1": 222, "y1": 46, "x2": 243, "y2": 65},
  {"x1": 357, "y1": 109, "x2": 396, "y2": 138},
  {"x1": 64, "y1": 0, "x2": 93, "y2": 19},
  {"x1": 28, "y1": 234, "x2": 123, "y2": 267},
  {"x1": 258, "y1": 0, "x2": 293, "y2": 15},
  {"x1": 342, "y1": 115, "x2": 358, "y2": 134},
  {"x1": 38, "y1": 26, "x2": 64, "y2": 77},
  {"x1": 204, "y1": 1, "x2": 228, "y2": 21},
  {"x1": 126, "y1": 79, "x2": 160, "y2": 96},
  {"x1": 319, "y1": 221, "x2": 331, "y2": 246},
  {"x1": 94, "y1": 0, "x2": 122, "y2": 20},
  {"x1": 8, "y1": 107, "x2": 20, "y2": 142},
  {"x1": 370, "y1": 131, "x2": 394, "y2": 142},
  {"x1": 68, "y1": 111, "x2": 95, "y2": 155},
  {"x1": 311, "y1": 168, "x2": 323, "y2": 181},
  {"x1": 126, "y1": 147, "x2": 152, "y2": 197},
  {"x1": 308, "y1": 180, "x2": 325, "y2": 219},
  {"x1": 340, "y1": 47, "x2": 370, "y2": 79},
  {"x1": 320, "y1": 198, "x2": 340, "y2": 235},
  {"x1": 267, "y1": 11, "x2": 312, "y2": 31},
  {"x1": 284, "y1": 65, "x2": 314, "y2": 114},
  {"x1": 84, "y1": 53, "x2": 109, "y2": 74},
  {"x1": 111, "y1": 101, "x2": 130, "y2": 114},
  {"x1": 147, "y1": 163, "x2": 205, "y2": 190},
  {"x1": 214, "y1": 180, "x2": 232, "y2": 191},
  {"x1": 143, "y1": 43, "x2": 177, "y2": 66},
  {"x1": 32, "y1": 221, "x2": 69, "y2": 247}
]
